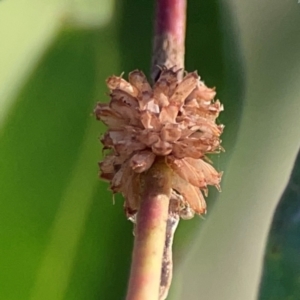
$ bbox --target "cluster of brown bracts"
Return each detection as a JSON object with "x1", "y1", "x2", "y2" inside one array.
[{"x1": 95, "y1": 67, "x2": 223, "y2": 219}]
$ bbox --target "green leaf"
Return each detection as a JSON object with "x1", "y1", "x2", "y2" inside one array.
[
  {"x1": 175, "y1": 1, "x2": 300, "y2": 299},
  {"x1": 0, "y1": 23, "x2": 132, "y2": 300},
  {"x1": 0, "y1": 0, "x2": 113, "y2": 125},
  {"x1": 259, "y1": 150, "x2": 300, "y2": 300}
]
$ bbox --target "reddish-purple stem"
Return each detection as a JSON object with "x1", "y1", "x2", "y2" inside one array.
[
  {"x1": 156, "y1": 0, "x2": 186, "y2": 46},
  {"x1": 127, "y1": 1, "x2": 187, "y2": 299},
  {"x1": 152, "y1": 0, "x2": 186, "y2": 81},
  {"x1": 126, "y1": 159, "x2": 172, "y2": 300}
]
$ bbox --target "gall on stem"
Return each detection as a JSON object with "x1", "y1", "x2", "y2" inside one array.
[
  {"x1": 94, "y1": 0, "x2": 224, "y2": 299},
  {"x1": 95, "y1": 68, "x2": 224, "y2": 299}
]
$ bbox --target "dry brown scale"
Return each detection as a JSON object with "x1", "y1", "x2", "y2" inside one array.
[{"x1": 95, "y1": 66, "x2": 224, "y2": 220}]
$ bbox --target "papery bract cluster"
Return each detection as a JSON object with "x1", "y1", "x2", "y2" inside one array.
[{"x1": 95, "y1": 67, "x2": 224, "y2": 219}]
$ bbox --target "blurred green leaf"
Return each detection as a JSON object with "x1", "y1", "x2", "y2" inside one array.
[
  {"x1": 0, "y1": 21, "x2": 133, "y2": 300},
  {"x1": 259, "y1": 150, "x2": 300, "y2": 300},
  {"x1": 0, "y1": 26, "x2": 98, "y2": 299},
  {"x1": 177, "y1": 1, "x2": 300, "y2": 300},
  {"x1": 0, "y1": 0, "x2": 113, "y2": 125}
]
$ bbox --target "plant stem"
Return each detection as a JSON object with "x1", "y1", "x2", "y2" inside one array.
[
  {"x1": 126, "y1": 1, "x2": 187, "y2": 299},
  {"x1": 151, "y1": 0, "x2": 187, "y2": 82},
  {"x1": 126, "y1": 158, "x2": 172, "y2": 300}
]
